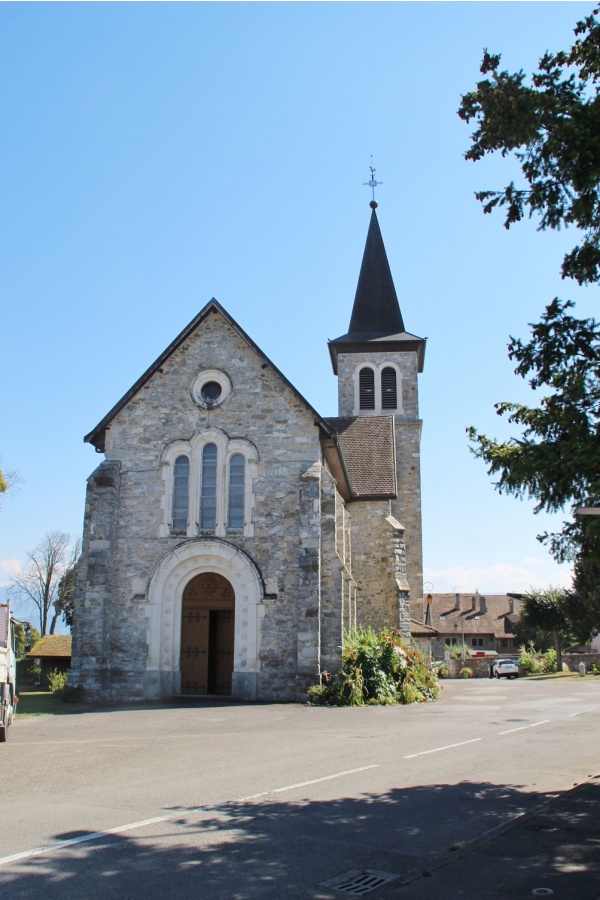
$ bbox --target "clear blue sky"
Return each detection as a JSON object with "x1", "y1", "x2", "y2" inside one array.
[{"x1": 1, "y1": 2, "x2": 593, "y2": 621}]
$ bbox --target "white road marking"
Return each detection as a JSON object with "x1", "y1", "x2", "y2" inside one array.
[
  {"x1": 0, "y1": 817, "x2": 169, "y2": 867},
  {"x1": 238, "y1": 764, "x2": 379, "y2": 800},
  {"x1": 404, "y1": 738, "x2": 482, "y2": 759},
  {"x1": 568, "y1": 708, "x2": 596, "y2": 718},
  {"x1": 498, "y1": 720, "x2": 550, "y2": 735},
  {"x1": 0, "y1": 764, "x2": 379, "y2": 868}
]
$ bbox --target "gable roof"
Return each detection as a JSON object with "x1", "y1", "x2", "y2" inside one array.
[
  {"x1": 410, "y1": 618, "x2": 439, "y2": 638},
  {"x1": 325, "y1": 416, "x2": 396, "y2": 499},
  {"x1": 85, "y1": 299, "x2": 339, "y2": 454},
  {"x1": 28, "y1": 635, "x2": 72, "y2": 659},
  {"x1": 328, "y1": 206, "x2": 426, "y2": 374},
  {"x1": 423, "y1": 593, "x2": 523, "y2": 639}
]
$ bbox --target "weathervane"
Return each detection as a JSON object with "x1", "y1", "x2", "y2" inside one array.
[{"x1": 363, "y1": 156, "x2": 382, "y2": 207}]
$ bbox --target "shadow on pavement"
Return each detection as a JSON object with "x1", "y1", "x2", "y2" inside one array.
[{"x1": 1, "y1": 778, "x2": 598, "y2": 899}]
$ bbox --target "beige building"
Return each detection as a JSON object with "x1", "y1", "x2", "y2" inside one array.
[
  {"x1": 71, "y1": 202, "x2": 426, "y2": 702},
  {"x1": 421, "y1": 592, "x2": 524, "y2": 659}
]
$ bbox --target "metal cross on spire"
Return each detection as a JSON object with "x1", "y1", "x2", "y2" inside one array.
[{"x1": 363, "y1": 156, "x2": 382, "y2": 207}]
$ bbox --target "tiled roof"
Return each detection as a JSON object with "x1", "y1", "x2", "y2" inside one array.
[
  {"x1": 326, "y1": 416, "x2": 396, "y2": 499},
  {"x1": 28, "y1": 635, "x2": 72, "y2": 659},
  {"x1": 422, "y1": 593, "x2": 523, "y2": 639},
  {"x1": 409, "y1": 618, "x2": 439, "y2": 637}
]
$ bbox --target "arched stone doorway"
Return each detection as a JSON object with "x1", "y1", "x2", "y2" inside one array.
[
  {"x1": 181, "y1": 572, "x2": 235, "y2": 695},
  {"x1": 146, "y1": 539, "x2": 263, "y2": 700}
]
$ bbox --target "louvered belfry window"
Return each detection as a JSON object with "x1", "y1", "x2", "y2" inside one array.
[
  {"x1": 359, "y1": 367, "x2": 375, "y2": 410},
  {"x1": 200, "y1": 443, "x2": 218, "y2": 530},
  {"x1": 171, "y1": 455, "x2": 190, "y2": 533},
  {"x1": 381, "y1": 366, "x2": 398, "y2": 409}
]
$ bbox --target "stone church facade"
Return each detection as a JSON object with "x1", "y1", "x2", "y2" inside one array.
[{"x1": 71, "y1": 202, "x2": 426, "y2": 702}]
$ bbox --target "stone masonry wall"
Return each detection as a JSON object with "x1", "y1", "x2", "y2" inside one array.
[
  {"x1": 71, "y1": 460, "x2": 122, "y2": 694},
  {"x1": 336, "y1": 350, "x2": 423, "y2": 601},
  {"x1": 349, "y1": 501, "x2": 404, "y2": 633},
  {"x1": 76, "y1": 308, "x2": 329, "y2": 702}
]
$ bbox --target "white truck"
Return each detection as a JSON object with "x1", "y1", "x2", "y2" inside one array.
[{"x1": 0, "y1": 601, "x2": 18, "y2": 741}]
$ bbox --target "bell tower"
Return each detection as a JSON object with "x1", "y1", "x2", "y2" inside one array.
[{"x1": 328, "y1": 199, "x2": 426, "y2": 599}]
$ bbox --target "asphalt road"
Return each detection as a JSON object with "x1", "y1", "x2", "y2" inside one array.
[{"x1": 0, "y1": 678, "x2": 598, "y2": 898}]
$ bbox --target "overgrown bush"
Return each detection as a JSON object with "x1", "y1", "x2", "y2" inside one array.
[
  {"x1": 307, "y1": 627, "x2": 440, "y2": 706},
  {"x1": 446, "y1": 643, "x2": 470, "y2": 660},
  {"x1": 459, "y1": 667, "x2": 473, "y2": 678},
  {"x1": 48, "y1": 669, "x2": 68, "y2": 693},
  {"x1": 433, "y1": 661, "x2": 449, "y2": 679},
  {"x1": 518, "y1": 643, "x2": 560, "y2": 674}
]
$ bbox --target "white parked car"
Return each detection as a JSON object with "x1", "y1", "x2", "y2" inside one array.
[{"x1": 491, "y1": 658, "x2": 519, "y2": 679}]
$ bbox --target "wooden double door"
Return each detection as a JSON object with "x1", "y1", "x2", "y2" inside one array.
[{"x1": 180, "y1": 573, "x2": 235, "y2": 696}]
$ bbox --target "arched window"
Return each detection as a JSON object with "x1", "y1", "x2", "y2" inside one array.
[
  {"x1": 161, "y1": 431, "x2": 257, "y2": 539},
  {"x1": 359, "y1": 367, "x2": 375, "y2": 410},
  {"x1": 200, "y1": 443, "x2": 218, "y2": 531},
  {"x1": 171, "y1": 455, "x2": 189, "y2": 533},
  {"x1": 228, "y1": 453, "x2": 245, "y2": 531},
  {"x1": 381, "y1": 367, "x2": 397, "y2": 409}
]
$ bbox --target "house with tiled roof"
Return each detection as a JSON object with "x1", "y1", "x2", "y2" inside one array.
[
  {"x1": 72, "y1": 198, "x2": 427, "y2": 704},
  {"x1": 28, "y1": 635, "x2": 72, "y2": 689},
  {"x1": 419, "y1": 593, "x2": 523, "y2": 659}
]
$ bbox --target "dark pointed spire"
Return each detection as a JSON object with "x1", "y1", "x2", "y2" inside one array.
[
  {"x1": 328, "y1": 201, "x2": 426, "y2": 375},
  {"x1": 348, "y1": 205, "x2": 405, "y2": 336}
]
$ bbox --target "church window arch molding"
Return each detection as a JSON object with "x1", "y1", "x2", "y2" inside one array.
[
  {"x1": 353, "y1": 362, "x2": 403, "y2": 415},
  {"x1": 160, "y1": 428, "x2": 258, "y2": 538}
]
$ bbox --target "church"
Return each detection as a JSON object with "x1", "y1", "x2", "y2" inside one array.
[{"x1": 71, "y1": 200, "x2": 426, "y2": 702}]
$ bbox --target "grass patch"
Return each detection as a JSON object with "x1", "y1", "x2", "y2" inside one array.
[{"x1": 16, "y1": 691, "x2": 74, "y2": 717}]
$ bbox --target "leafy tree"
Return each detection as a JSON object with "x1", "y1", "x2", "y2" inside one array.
[
  {"x1": 466, "y1": 299, "x2": 600, "y2": 562},
  {"x1": 459, "y1": 8, "x2": 600, "y2": 565},
  {"x1": 11, "y1": 622, "x2": 39, "y2": 657},
  {"x1": 11, "y1": 532, "x2": 79, "y2": 636},
  {"x1": 52, "y1": 551, "x2": 79, "y2": 632},
  {"x1": 566, "y1": 556, "x2": 600, "y2": 643},
  {"x1": 0, "y1": 458, "x2": 22, "y2": 507},
  {"x1": 516, "y1": 587, "x2": 572, "y2": 670},
  {"x1": 458, "y1": 7, "x2": 600, "y2": 287}
]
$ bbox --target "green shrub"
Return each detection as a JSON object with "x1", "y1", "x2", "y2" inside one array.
[
  {"x1": 433, "y1": 661, "x2": 449, "y2": 679},
  {"x1": 518, "y1": 643, "x2": 564, "y2": 674},
  {"x1": 446, "y1": 643, "x2": 470, "y2": 660},
  {"x1": 518, "y1": 643, "x2": 545, "y2": 674},
  {"x1": 459, "y1": 667, "x2": 473, "y2": 678},
  {"x1": 589, "y1": 662, "x2": 600, "y2": 676},
  {"x1": 48, "y1": 669, "x2": 69, "y2": 693},
  {"x1": 17, "y1": 658, "x2": 41, "y2": 688},
  {"x1": 308, "y1": 627, "x2": 440, "y2": 707}
]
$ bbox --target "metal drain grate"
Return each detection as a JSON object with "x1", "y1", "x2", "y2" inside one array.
[{"x1": 321, "y1": 869, "x2": 399, "y2": 895}]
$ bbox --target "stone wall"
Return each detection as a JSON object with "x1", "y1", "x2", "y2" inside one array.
[
  {"x1": 347, "y1": 505, "x2": 410, "y2": 638},
  {"x1": 74, "y1": 309, "x2": 354, "y2": 703},
  {"x1": 336, "y1": 349, "x2": 423, "y2": 599}
]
